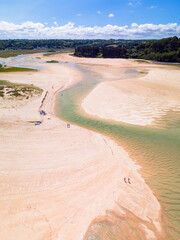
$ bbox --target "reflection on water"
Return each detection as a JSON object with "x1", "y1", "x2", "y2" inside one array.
[{"x1": 55, "y1": 65, "x2": 180, "y2": 239}]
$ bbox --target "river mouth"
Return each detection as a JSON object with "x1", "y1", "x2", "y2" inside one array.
[
  {"x1": 2, "y1": 53, "x2": 179, "y2": 239},
  {"x1": 55, "y1": 64, "x2": 180, "y2": 240}
]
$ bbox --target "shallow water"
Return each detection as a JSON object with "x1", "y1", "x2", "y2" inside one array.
[
  {"x1": 0, "y1": 54, "x2": 44, "y2": 70},
  {"x1": 2, "y1": 54, "x2": 179, "y2": 238},
  {"x1": 124, "y1": 69, "x2": 139, "y2": 75},
  {"x1": 55, "y1": 65, "x2": 180, "y2": 239}
]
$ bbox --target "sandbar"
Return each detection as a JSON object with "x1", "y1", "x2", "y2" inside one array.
[{"x1": 0, "y1": 54, "x2": 166, "y2": 239}]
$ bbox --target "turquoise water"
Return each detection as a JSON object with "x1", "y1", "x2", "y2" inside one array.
[{"x1": 55, "y1": 64, "x2": 180, "y2": 239}]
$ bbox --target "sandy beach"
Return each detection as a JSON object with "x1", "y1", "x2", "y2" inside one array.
[{"x1": 0, "y1": 53, "x2": 169, "y2": 239}]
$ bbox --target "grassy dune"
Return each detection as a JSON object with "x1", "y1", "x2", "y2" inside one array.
[{"x1": 0, "y1": 80, "x2": 42, "y2": 99}]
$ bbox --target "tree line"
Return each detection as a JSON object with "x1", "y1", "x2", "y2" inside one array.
[
  {"x1": 0, "y1": 39, "x2": 144, "y2": 51},
  {"x1": 131, "y1": 36, "x2": 180, "y2": 62},
  {"x1": 74, "y1": 46, "x2": 128, "y2": 58},
  {"x1": 74, "y1": 36, "x2": 180, "y2": 63},
  {"x1": 0, "y1": 39, "x2": 93, "y2": 50},
  {"x1": 0, "y1": 37, "x2": 179, "y2": 62}
]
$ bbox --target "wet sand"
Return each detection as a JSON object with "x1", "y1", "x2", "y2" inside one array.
[{"x1": 0, "y1": 54, "x2": 166, "y2": 239}]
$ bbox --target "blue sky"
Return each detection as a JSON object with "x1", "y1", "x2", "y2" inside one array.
[{"x1": 0, "y1": 0, "x2": 180, "y2": 39}]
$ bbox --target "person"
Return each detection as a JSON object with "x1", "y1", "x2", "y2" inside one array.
[
  {"x1": 124, "y1": 178, "x2": 127, "y2": 183},
  {"x1": 128, "y1": 178, "x2": 131, "y2": 184}
]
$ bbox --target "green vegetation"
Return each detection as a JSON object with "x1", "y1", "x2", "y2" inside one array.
[
  {"x1": 0, "y1": 80, "x2": 42, "y2": 99},
  {"x1": 74, "y1": 36, "x2": 180, "y2": 63},
  {"x1": 134, "y1": 36, "x2": 180, "y2": 62},
  {"x1": 73, "y1": 41, "x2": 142, "y2": 58},
  {"x1": 0, "y1": 85, "x2": 4, "y2": 97},
  {"x1": 0, "y1": 67, "x2": 37, "y2": 72},
  {"x1": 46, "y1": 60, "x2": 58, "y2": 63},
  {"x1": 74, "y1": 45, "x2": 128, "y2": 58},
  {"x1": 74, "y1": 46, "x2": 100, "y2": 58},
  {"x1": 0, "y1": 37, "x2": 179, "y2": 62},
  {"x1": 97, "y1": 53, "x2": 103, "y2": 58},
  {"x1": 0, "y1": 39, "x2": 144, "y2": 52},
  {"x1": 0, "y1": 49, "x2": 49, "y2": 58}
]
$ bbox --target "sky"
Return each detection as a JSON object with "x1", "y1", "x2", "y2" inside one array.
[{"x1": 0, "y1": 0, "x2": 180, "y2": 39}]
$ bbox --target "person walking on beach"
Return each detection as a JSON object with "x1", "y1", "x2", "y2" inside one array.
[{"x1": 124, "y1": 177, "x2": 127, "y2": 183}]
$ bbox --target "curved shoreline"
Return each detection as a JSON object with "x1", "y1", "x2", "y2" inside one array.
[
  {"x1": 0, "y1": 54, "x2": 165, "y2": 239},
  {"x1": 52, "y1": 59, "x2": 165, "y2": 239}
]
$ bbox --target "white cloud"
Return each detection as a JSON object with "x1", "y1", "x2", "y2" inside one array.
[
  {"x1": 0, "y1": 21, "x2": 179, "y2": 39},
  {"x1": 108, "y1": 13, "x2": 114, "y2": 18},
  {"x1": 97, "y1": 10, "x2": 101, "y2": 14},
  {"x1": 76, "y1": 13, "x2": 82, "y2": 17},
  {"x1": 128, "y1": 0, "x2": 141, "y2": 7},
  {"x1": 131, "y1": 23, "x2": 138, "y2": 28},
  {"x1": 149, "y1": 5, "x2": 157, "y2": 9},
  {"x1": 54, "y1": 21, "x2": 58, "y2": 26}
]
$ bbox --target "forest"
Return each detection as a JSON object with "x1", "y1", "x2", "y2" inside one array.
[
  {"x1": 0, "y1": 37, "x2": 179, "y2": 62},
  {"x1": 74, "y1": 45, "x2": 128, "y2": 58},
  {"x1": 0, "y1": 39, "x2": 144, "y2": 50},
  {"x1": 74, "y1": 36, "x2": 180, "y2": 63},
  {"x1": 132, "y1": 36, "x2": 180, "y2": 62}
]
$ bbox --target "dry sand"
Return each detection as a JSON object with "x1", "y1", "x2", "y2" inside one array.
[{"x1": 0, "y1": 54, "x2": 166, "y2": 239}]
